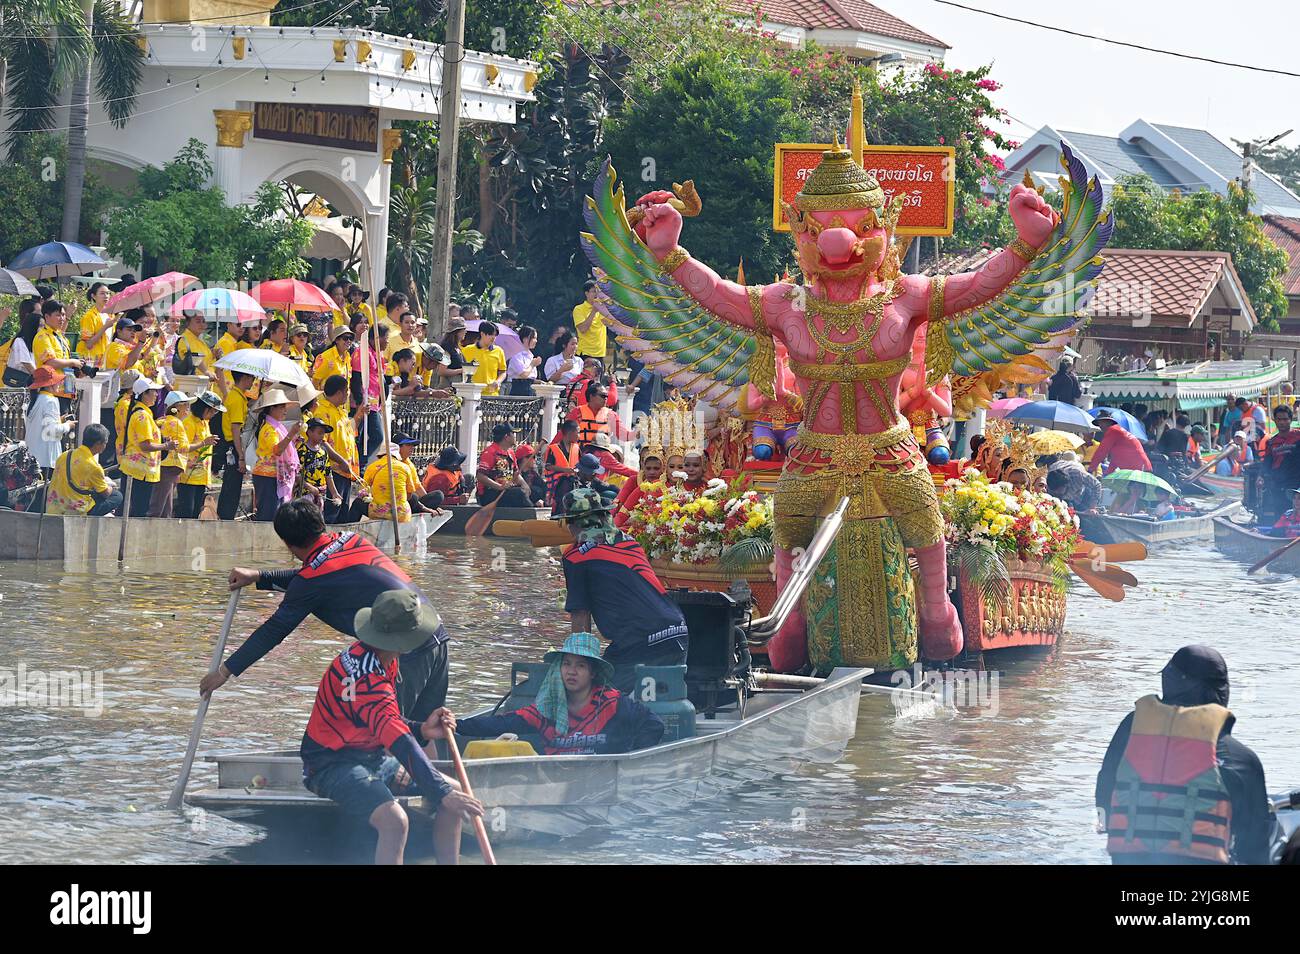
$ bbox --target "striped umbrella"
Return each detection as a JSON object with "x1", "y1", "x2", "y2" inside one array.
[
  {"x1": 171, "y1": 288, "x2": 266, "y2": 324},
  {"x1": 105, "y1": 272, "x2": 199, "y2": 312}
]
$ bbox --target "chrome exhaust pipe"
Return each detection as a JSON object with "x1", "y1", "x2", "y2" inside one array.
[{"x1": 748, "y1": 496, "x2": 849, "y2": 643}]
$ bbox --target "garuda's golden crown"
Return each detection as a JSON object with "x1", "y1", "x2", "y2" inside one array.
[{"x1": 794, "y1": 147, "x2": 885, "y2": 212}]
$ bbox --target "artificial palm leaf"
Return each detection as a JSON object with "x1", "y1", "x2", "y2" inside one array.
[
  {"x1": 952, "y1": 540, "x2": 1011, "y2": 611},
  {"x1": 719, "y1": 535, "x2": 774, "y2": 573}
]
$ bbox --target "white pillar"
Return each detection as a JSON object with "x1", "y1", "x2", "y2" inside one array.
[
  {"x1": 532, "y1": 382, "x2": 563, "y2": 442},
  {"x1": 212, "y1": 109, "x2": 252, "y2": 205},
  {"x1": 453, "y1": 380, "x2": 486, "y2": 475},
  {"x1": 961, "y1": 408, "x2": 987, "y2": 458},
  {"x1": 617, "y1": 388, "x2": 635, "y2": 456},
  {"x1": 73, "y1": 372, "x2": 108, "y2": 444}
]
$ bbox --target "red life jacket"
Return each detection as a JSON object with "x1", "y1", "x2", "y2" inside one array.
[{"x1": 1107, "y1": 695, "x2": 1233, "y2": 864}]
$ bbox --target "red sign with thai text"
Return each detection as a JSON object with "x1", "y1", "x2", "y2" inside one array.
[{"x1": 773, "y1": 143, "x2": 955, "y2": 235}]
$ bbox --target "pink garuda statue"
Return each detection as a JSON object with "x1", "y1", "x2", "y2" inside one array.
[
  {"x1": 899, "y1": 323, "x2": 953, "y2": 466},
  {"x1": 582, "y1": 95, "x2": 1109, "y2": 672},
  {"x1": 739, "y1": 339, "x2": 803, "y2": 462}
]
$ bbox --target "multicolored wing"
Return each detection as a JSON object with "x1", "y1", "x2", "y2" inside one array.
[
  {"x1": 580, "y1": 159, "x2": 754, "y2": 409},
  {"x1": 936, "y1": 142, "x2": 1112, "y2": 379}
]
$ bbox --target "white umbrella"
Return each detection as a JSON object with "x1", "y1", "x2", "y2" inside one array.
[{"x1": 214, "y1": 349, "x2": 310, "y2": 388}]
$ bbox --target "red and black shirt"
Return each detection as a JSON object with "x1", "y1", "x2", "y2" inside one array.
[
  {"x1": 224, "y1": 531, "x2": 448, "y2": 677},
  {"x1": 562, "y1": 537, "x2": 688, "y2": 661},
  {"x1": 457, "y1": 687, "x2": 663, "y2": 755}
]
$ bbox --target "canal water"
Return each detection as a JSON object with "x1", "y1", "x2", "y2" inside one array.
[{"x1": 0, "y1": 538, "x2": 1295, "y2": 864}]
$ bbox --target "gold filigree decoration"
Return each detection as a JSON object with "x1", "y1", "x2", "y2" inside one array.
[
  {"x1": 746, "y1": 285, "x2": 776, "y2": 401},
  {"x1": 659, "y1": 246, "x2": 689, "y2": 273}
]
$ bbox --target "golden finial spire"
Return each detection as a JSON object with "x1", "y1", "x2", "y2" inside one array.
[
  {"x1": 736, "y1": 257, "x2": 746, "y2": 285},
  {"x1": 850, "y1": 81, "x2": 865, "y2": 165}
]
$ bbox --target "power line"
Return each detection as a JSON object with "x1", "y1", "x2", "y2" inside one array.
[
  {"x1": 933, "y1": 0, "x2": 1300, "y2": 79},
  {"x1": 0, "y1": 0, "x2": 346, "y2": 41}
]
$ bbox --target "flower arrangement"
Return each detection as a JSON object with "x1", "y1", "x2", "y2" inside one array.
[
  {"x1": 940, "y1": 469, "x2": 1081, "y2": 601},
  {"x1": 625, "y1": 477, "x2": 774, "y2": 566}
]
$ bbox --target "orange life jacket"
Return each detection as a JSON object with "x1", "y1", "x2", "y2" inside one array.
[
  {"x1": 544, "y1": 440, "x2": 579, "y2": 500},
  {"x1": 1107, "y1": 695, "x2": 1232, "y2": 864},
  {"x1": 574, "y1": 403, "x2": 611, "y2": 445}
]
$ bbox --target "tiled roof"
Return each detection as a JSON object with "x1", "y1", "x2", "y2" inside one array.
[
  {"x1": 1262, "y1": 215, "x2": 1300, "y2": 297},
  {"x1": 734, "y1": 0, "x2": 947, "y2": 47},
  {"x1": 1088, "y1": 249, "x2": 1240, "y2": 323},
  {"x1": 1151, "y1": 124, "x2": 1300, "y2": 215}
]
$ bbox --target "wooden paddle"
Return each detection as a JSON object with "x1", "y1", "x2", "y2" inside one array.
[
  {"x1": 443, "y1": 727, "x2": 497, "y2": 865},
  {"x1": 167, "y1": 589, "x2": 241, "y2": 810},
  {"x1": 117, "y1": 475, "x2": 132, "y2": 562},
  {"x1": 1072, "y1": 540, "x2": 1148, "y2": 565},
  {"x1": 1069, "y1": 562, "x2": 1128, "y2": 602},
  {"x1": 1067, "y1": 560, "x2": 1139, "y2": 589},
  {"x1": 493, "y1": 518, "x2": 572, "y2": 547},
  {"x1": 1248, "y1": 534, "x2": 1300, "y2": 575},
  {"x1": 464, "y1": 496, "x2": 501, "y2": 538}
]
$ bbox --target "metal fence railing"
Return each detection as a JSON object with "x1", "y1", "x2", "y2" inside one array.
[
  {"x1": 0, "y1": 387, "x2": 79, "y2": 449},
  {"x1": 389, "y1": 397, "x2": 461, "y2": 471},
  {"x1": 476, "y1": 396, "x2": 543, "y2": 458}
]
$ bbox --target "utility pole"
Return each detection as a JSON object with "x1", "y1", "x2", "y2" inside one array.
[
  {"x1": 427, "y1": 0, "x2": 466, "y2": 336},
  {"x1": 1241, "y1": 141, "x2": 1255, "y2": 195}
]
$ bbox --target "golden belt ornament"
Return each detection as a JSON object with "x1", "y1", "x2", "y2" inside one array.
[{"x1": 791, "y1": 422, "x2": 913, "y2": 476}]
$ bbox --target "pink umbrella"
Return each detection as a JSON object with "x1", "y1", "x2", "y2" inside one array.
[
  {"x1": 104, "y1": 272, "x2": 199, "y2": 312},
  {"x1": 171, "y1": 287, "x2": 266, "y2": 323},
  {"x1": 248, "y1": 278, "x2": 334, "y2": 313},
  {"x1": 987, "y1": 397, "x2": 1030, "y2": 419},
  {"x1": 464, "y1": 318, "x2": 525, "y2": 361}
]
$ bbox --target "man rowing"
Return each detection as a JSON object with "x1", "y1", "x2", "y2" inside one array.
[
  {"x1": 552, "y1": 487, "x2": 689, "y2": 691},
  {"x1": 198, "y1": 499, "x2": 451, "y2": 726}
]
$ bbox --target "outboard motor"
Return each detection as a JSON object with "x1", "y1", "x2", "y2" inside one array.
[{"x1": 666, "y1": 588, "x2": 751, "y2": 717}]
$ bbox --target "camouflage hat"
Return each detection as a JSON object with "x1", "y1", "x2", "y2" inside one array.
[{"x1": 549, "y1": 486, "x2": 615, "y2": 521}]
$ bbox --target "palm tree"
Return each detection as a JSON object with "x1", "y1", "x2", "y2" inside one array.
[{"x1": 1, "y1": 0, "x2": 143, "y2": 240}]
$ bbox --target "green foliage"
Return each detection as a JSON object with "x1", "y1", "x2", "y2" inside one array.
[
  {"x1": 1234, "y1": 138, "x2": 1300, "y2": 195},
  {"x1": 271, "y1": 0, "x2": 559, "y2": 59},
  {"x1": 105, "y1": 140, "x2": 314, "y2": 283},
  {"x1": 603, "y1": 51, "x2": 811, "y2": 281},
  {"x1": 0, "y1": 132, "x2": 113, "y2": 261},
  {"x1": 1108, "y1": 174, "x2": 1289, "y2": 329}
]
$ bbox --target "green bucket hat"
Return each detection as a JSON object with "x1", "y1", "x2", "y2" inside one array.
[
  {"x1": 543, "y1": 632, "x2": 615, "y2": 684},
  {"x1": 354, "y1": 590, "x2": 442, "y2": 653}
]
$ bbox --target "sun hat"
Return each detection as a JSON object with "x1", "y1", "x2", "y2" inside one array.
[
  {"x1": 250, "y1": 387, "x2": 296, "y2": 412},
  {"x1": 329, "y1": 325, "x2": 355, "y2": 343},
  {"x1": 393, "y1": 431, "x2": 418, "y2": 445},
  {"x1": 435, "y1": 446, "x2": 467, "y2": 469},
  {"x1": 305, "y1": 416, "x2": 333, "y2": 433},
  {"x1": 28, "y1": 366, "x2": 63, "y2": 390},
  {"x1": 132, "y1": 376, "x2": 164, "y2": 396},
  {"x1": 163, "y1": 390, "x2": 194, "y2": 410},
  {"x1": 445, "y1": 316, "x2": 467, "y2": 333},
  {"x1": 587, "y1": 432, "x2": 613, "y2": 450},
  {"x1": 291, "y1": 382, "x2": 321, "y2": 407},
  {"x1": 354, "y1": 590, "x2": 443, "y2": 653},
  {"x1": 543, "y1": 632, "x2": 615, "y2": 684},
  {"x1": 576, "y1": 452, "x2": 605, "y2": 476},
  {"x1": 289, "y1": 323, "x2": 309, "y2": 336},
  {"x1": 195, "y1": 390, "x2": 226, "y2": 413},
  {"x1": 420, "y1": 342, "x2": 451, "y2": 366}
]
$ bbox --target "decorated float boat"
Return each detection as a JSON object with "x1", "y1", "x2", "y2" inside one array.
[
  {"x1": 1213, "y1": 516, "x2": 1300, "y2": 575},
  {"x1": 955, "y1": 557, "x2": 1066, "y2": 655},
  {"x1": 1076, "y1": 500, "x2": 1240, "y2": 547},
  {"x1": 437, "y1": 503, "x2": 551, "y2": 536}
]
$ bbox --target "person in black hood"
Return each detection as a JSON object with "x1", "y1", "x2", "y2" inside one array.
[
  {"x1": 1047, "y1": 358, "x2": 1082, "y2": 405},
  {"x1": 1095, "y1": 645, "x2": 1271, "y2": 864}
]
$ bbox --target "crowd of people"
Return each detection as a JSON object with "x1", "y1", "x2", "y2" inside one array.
[{"x1": 0, "y1": 273, "x2": 682, "y2": 529}]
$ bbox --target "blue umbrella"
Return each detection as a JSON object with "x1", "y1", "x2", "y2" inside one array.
[
  {"x1": 7, "y1": 241, "x2": 107, "y2": 279},
  {"x1": 1006, "y1": 399, "x2": 1097, "y2": 434},
  {"x1": 1089, "y1": 406, "x2": 1149, "y2": 442}
]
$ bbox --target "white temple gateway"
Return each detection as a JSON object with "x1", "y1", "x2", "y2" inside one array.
[{"x1": 83, "y1": 0, "x2": 538, "y2": 285}]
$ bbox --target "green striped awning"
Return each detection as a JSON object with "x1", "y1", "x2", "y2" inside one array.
[{"x1": 1176, "y1": 397, "x2": 1227, "y2": 411}]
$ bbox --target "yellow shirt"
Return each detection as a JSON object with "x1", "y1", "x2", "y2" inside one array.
[
  {"x1": 159, "y1": 414, "x2": 190, "y2": 470},
  {"x1": 314, "y1": 399, "x2": 359, "y2": 478},
  {"x1": 120, "y1": 404, "x2": 162, "y2": 482},
  {"x1": 332, "y1": 308, "x2": 349, "y2": 328},
  {"x1": 385, "y1": 334, "x2": 420, "y2": 376},
  {"x1": 363, "y1": 454, "x2": 420, "y2": 521},
  {"x1": 221, "y1": 387, "x2": 249, "y2": 443},
  {"x1": 176, "y1": 329, "x2": 213, "y2": 376},
  {"x1": 460, "y1": 343, "x2": 507, "y2": 396},
  {"x1": 106, "y1": 338, "x2": 139, "y2": 373},
  {"x1": 114, "y1": 394, "x2": 132, "y2": 454},
  {"x1": 572, "y1": 301, "x2": 607, "y2": 358},
  {"x1": 313, "y1": 346, "x2": 352, "y2": 390},
  {"x1": 45, "y1": 446, "x2": 110, "y2": 515},
  {"x1": 180, "y1": 412, "x2": 215, "y2": 486},
  {"x1": 137, "y1": 341, "x2": 165, "y2": 380},
  {"x1": 76, "y1": 306, "x2": 111, "y2": 365},
  {"x1": 34, "y1": 326, "x2": 74, "y2": 398},
  {"x1": 213, "y1": 332, "x2": 254, "y2": 388},
  {"x1": 253, "y1": 420, "x2": 288, "y2": 477}
]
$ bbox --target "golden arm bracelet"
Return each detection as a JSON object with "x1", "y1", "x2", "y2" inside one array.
[
  {"x1": 1008, "y1": 237, "x2": 1040, "y2": 262},
  {"x1": 660, "y1": 246, "x2": 690, "y2": 273}
]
